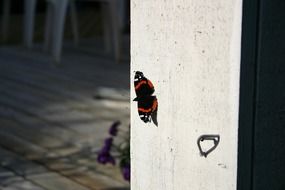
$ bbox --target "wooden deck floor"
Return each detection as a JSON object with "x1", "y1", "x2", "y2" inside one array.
[{"x1": 0, "y1": 46, "x2": 130, "y2": 190}]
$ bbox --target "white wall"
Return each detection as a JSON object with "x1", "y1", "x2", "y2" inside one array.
[{"x1": 131, "y1": 0, "x2": 243, "y2": 189}]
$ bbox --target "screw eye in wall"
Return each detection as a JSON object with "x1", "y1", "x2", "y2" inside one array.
[{"x1": 197, "y1": 135, "x2": 220, "y2": 157}]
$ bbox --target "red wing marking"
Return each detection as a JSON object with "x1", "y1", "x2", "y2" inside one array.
[
  {"x1": 135, "y1": 81, "x2": 147, "y2": 90},
  {"x1": 147, "y1": 80, "x2": 154, "y2": 88},
  {"x1": 138, "y1": 107, "x2": 152, "y2": 113},
  {"x1": 152, "y1": 99, "x2": 158, "y2": 111}
]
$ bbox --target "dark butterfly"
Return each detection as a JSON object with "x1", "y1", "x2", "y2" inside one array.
[{"x1": 133, "y1": 71, "x2": 158, "y2": 126}]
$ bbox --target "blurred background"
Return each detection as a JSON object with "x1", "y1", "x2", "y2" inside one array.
[{"x1": 0, "y1": 0, "x2": 130, "y2": 189}]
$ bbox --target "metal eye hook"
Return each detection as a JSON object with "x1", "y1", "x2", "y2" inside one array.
[{"x1": 197, "y1": 134, "x2": 220, "y2": 158}]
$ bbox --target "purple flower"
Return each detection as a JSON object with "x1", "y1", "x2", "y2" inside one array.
[
  {"x1": 104, "y1": 137, "x2": 113, "y2": 149},
  {"x1": 97, "y1": 137, "x2": 116, "y2": 165},
  {"x1": 122, "y1": 164, "x2": 130, "y2": 181},
  {"x1": 109, "y1": 121, "x2": 121, "y2": 136},
  {"x1": 97, "y1": 151, "x2": 116, "y2": 165},
  {"x1": 101, "y1": 145, "x2": 109, "y2": 154},
  {"x1": 97, "y1": 152, "x2": 109, "y2": 164},
  {"x1": 107, "y1": 155, "x2": 116, "y2": 165}
]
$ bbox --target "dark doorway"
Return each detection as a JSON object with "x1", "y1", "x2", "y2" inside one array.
[{"x1": 238, "y1": 0, "x2": 285, "y2": 189}]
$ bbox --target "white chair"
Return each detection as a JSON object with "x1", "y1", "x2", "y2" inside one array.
[
  {"x1": 3, "y1": 0, "x2": 123, "y2": 63},
  {"x1": 45, "y1": 0, "x2": 122, "y2": 63},
  {"x1": 23, "y1": 0, "x2": 37, "y2": 48},
  {"x1": 44, "y1": 0, "x2": 69, "y2": 63},
  {"x1": 0, "y1": 0, "x2": 72, "y2": 48},
  {"x1": 23, "y1": 0, "x2": 79, "y2": 51}
]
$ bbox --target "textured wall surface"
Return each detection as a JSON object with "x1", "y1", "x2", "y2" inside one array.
[{"x1": 131, "y1": 0, "x2": 243, "y2": 189}]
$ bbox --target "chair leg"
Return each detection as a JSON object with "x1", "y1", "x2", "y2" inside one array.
[
  {"x1": 23, "y1": 0, "x2": 37, "y2": 48},
  {"x1": 70, "y1": 0, "x2": 79, "y2": 46},
  {"x1": 1, "y1": 0, "x2": 11, "y2": 42},
  {"x1": 117, "y1": 0, "x2": 126, "y2": 31},
  {"x1": 51, "y1": 0, "x2": 68, "y2": 64},
  {"x1": 102, "y1": 3, "x2": 112, "y2": 54},
  {"x1": 44, "y1": 2, "x2": 53, "y2": 52},
  {"x1": 108, "y1": 1, "x2": 121, "y2": 62}
]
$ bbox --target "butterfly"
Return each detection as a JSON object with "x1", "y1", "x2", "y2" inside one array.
[{"x1": 133, "y1": 71, "x2": 158, "y2": 126}]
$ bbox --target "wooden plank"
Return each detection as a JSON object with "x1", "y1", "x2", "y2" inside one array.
[
  {"x1": 0, "y1": 117, "x2": 85, "y2": 160},
  {"x1": 0, "y1": 148, "x2": 89, "y2": 190},
  {"x1": 0, "y1": 76, "x2": 129, "y2": 107},
  {"x1": 0, "y1": 62, "x2": 100, "y2": 91},
  {"x1": 0, "y1": 169, "x2": 46, "y2": 190},
  {"x1": 0, "y1": 80, "x2": 129, "y2": 166},
  {"x1": 27, "y1": 173, "x2": 89, "y2": 190},
  {"x1": 0, "y1": 148, "x2": 47, "y2": 176},
  {"x1": 0, "y1": 69, "x2": 129, "y2": 119},
  {"x1": 36, "y1": 156, "x2": 129, "y2": 188},
  {"x1": 0, "y1": 45, "x2": 130, "y2": 189},
  {"x1": 0, "y1": 92, "x2": 125, "y2": 143},
  {"x1": 59, "y1": 168, "x2": 128, "y2": 190},
  {"x1": 0, "y1": 109, "x2": 69, "y2": 160},
  {"x1": 0, "y1": 137, "x2": 127, "y2": 189},
  {"x1": 0, "y1": 167, "x2": 17, "y2": 185},
  {"x1": 0, "y1": 105, "x2": 84, "y2": 145},
  {"x1": 0, "y1": 76, "x2": 129, "y2": 119},
  {"x1": 0, "y1": 130, "x2": 48, "y2": 160},
  {"x1": 0, "y1": 88, "x2": 130, "y2": 188},
  {"x1": 0, "y1": 117, "x2": 67, "y2": 149},
  {"x1": 0, "y1": 111, "x2": 129, "y2": 188},
  {"x1": 0, "y1": 79, "x2": 129, "y2": 140},
  {"x1": 0, "y1": 59, "x2": 130, "y2": 108},
  {"x1": 0, "y1": 46, "x2": 129, "y2": 75},
  {"x1": 0, "y1": 67, "x2": 97, "y2": 104},
  {"x1": 0, "y1": 50, "x2": 129, "y2": 89},
  {"x1": 0, "y1": 180, "x2": 45, "y2": 190}
]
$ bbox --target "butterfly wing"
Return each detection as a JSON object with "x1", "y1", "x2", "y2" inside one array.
[
  {"x1": 151, "y1": 110, "x2": 158, "y2": 126},
  {"x1": 134, "y1": 71, "x2": 158, "y2": 126},
  {"x1": 137, "y1": 96, "x2": 158, "y2": 126},
  {"x1": 134, "y1": 71, "x2": 155, "y2": 98},
  {"x1": 150, "y1": 97, "x2": 158, "y2": 126}
]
